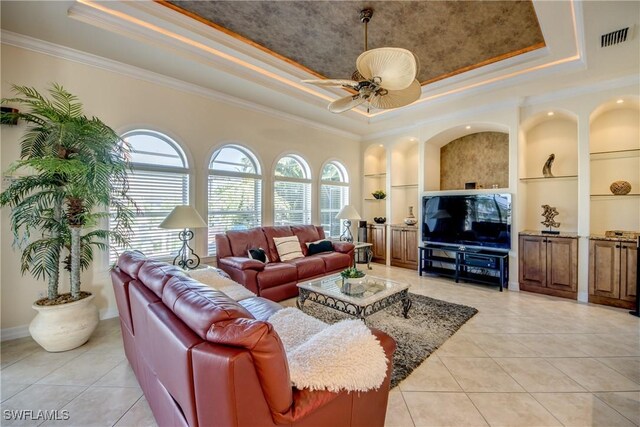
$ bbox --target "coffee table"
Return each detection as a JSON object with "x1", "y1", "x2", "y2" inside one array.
[{"x1": 296, "y1": 274, "x2": 412, "y2": 320}]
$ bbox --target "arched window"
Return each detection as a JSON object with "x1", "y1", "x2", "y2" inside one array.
[
  {"x1": 320, "y1": 161, "x2": 349, "y2": 237},
  {"x1": 274, "y1": 155, "x2": 312, "y2": 225},
  {"x1": 208, "y1": 144, "x2": 262, "y2": 255},
  {"x1": 110, "y1": 130, "x2": 189, "y2": 261}
]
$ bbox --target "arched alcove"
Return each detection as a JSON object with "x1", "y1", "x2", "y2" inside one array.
[
  {"x1": 423, "y1": 123, "x2": 509, "y2": 191},
  {"x1": 363, "y1": 144, "x2": 387, "y2": 221},
  {"x1": 520, "y1": 112, "x2": 578, "y2": 232},
  {"x1": 589, "y1": 98, "x2": 640, "y2": 234},
  {"x1": 390, "y1": 139, "x2": 419, "y2": 224}
]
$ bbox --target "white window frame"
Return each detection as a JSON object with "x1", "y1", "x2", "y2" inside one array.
[
  {"x1": 109, "y1": 129, "x2": 190, "y2": 263},
  {"x1": 207, "y1": 144, "x2": 263, "y2": 255},
  {"x1": 319, "y1": 161, "x2": 350, "y2": 238},
  {"x1": 273, "y1": 154, "x2": 312, "y2": 226}
]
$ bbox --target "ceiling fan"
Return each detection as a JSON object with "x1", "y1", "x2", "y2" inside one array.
[{"x1": 303, "y1": 9, "x2": 421, "y2": 114}]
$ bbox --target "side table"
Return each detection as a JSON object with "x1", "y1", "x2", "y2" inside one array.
[{"x1": 352, "y1": 241, "x2": 373, "y2": 269}]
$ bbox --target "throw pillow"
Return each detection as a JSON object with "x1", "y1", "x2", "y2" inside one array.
[
  {"x1": 248, "y1": 247, "x2": 269, "y2": 263},
  {"x1": 306, "y1": 240, "x2": 334, "y2": 256},
  {"x1": 273, "y1": 236, "x2": 304, "y2": 261}
]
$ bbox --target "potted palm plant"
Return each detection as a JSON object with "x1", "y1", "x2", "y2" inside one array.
[{"x1": 0, "y1": 84, "x2": 134, "y2": 352}]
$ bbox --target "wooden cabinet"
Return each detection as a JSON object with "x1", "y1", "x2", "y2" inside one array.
[
  {"x1": 518, "y1": 233, "x2": 578, "y2": 299},
  {"x1": 390, "y1": 226, "x2": 418, "y2": 269},
  {"x1": 367, "y1": 224, "x2": 386, "y2": 264},
  {"x1": 589, "y1": 238, "x2": 637, "y2": 309}
]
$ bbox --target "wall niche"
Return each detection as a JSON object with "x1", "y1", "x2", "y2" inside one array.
[{"x1": 440, "y1": 131, "x2": 509, "y2": 190}]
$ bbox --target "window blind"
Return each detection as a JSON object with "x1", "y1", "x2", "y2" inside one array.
[
  {"x1": 110, "y1": 169, "x2": 189, "y2": 262},
  {"x1": 208, "y1": 174, "x2": 262, "y2": 255},
  {"x1": 320, "y1": 184, "x2": 348, "y2": 238},
  {"x1": 274, "y1": 180, "x2": 311, "y2": 226}
]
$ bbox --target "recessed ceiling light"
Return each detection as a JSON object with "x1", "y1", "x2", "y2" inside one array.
[
  {"x1": 409, "y1": 137, "x2": 417, "y2": 142},
  {"x1": 616, "y1": 99, "x2": 624, "y2": 104},
  {"x1": 465, "y1": 125, "x2": 471, "y2": 130},
  {"x1": 378, "y1": 144, "x2": 384, "y2": 147},
  {"x1": 547, "y1": 112, "x2": 554, "y2": 116}
]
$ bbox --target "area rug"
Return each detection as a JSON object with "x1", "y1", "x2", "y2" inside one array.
[{"x1": 300, "y1": 293, "x2": 478, "y2": 388}]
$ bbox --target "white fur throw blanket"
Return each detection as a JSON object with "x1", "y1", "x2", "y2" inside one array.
[
  {"x1": 187, "y1": 267, "x2": 256, "y2": 301},
  {"x1": 268, "y1": 307, "x2": 388, "y2": 392}
]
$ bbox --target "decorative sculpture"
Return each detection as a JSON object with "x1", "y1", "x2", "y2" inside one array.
[
  {"x1": 542, "y1": 154, "x2": 555, "y2": 178},
  {"x1": 540, "y1": 204, "x2": 560, "y2": 234}
]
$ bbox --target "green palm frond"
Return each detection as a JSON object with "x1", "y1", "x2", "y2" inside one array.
[
  {"x1": 20, "y1": 237, "x2": 64, "y2": 279},
  {"x1": 1, "y1": 84, "x2": 135, "y2": 300}
]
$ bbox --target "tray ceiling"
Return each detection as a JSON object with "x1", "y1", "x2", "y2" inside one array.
[{"x1": 162, "y1": 0, "x2": 545, "y2": 85}]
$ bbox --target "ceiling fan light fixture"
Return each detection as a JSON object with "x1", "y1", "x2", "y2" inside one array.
[{"x1": 302, "y1": 8, "x2": 421, "y2": 114}]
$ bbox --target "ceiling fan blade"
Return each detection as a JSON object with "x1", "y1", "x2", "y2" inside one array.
[
  {"x1": 369, "y1": 79, "x2": 421, "y2": 110},
  {"x1": 413, "y1": 53, "x2": 421, "y2": 79},
  {"x1": 356, "y1": 47, "x2": 418, "y2": 91},
  {"x1": 302, "y1": 79, "x2": 360, "y2": 89},
  {"x1": 328, "y1": 95, "x2": 366, "y2": 113}
]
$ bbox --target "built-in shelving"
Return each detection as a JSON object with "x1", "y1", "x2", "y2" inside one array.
[
  {"x1": 363, "y1": 144, "x2": 387, "y2": 224},
  {"x1": 590, "y1": 148, "x2": 640, "y2": 160},
  {"x1": 391, "y1": 184, "x2": 418, "y2": 188},
  {"x1": 520, "y1": 113, "x2": 579, "y2": 232},
  {"x1": 591, "y1": 193, "x2": 640, "y2": 198},
  {"x1": 520, "y1": 175, "x2": 578, "y2": 182},
  {"x1": 589, "y1": 104, "x2": 640, "y2": 236}
]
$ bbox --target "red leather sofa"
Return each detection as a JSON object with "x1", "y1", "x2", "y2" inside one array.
[
  {"x1": 215, "y1": 225, "x2": 355, "y2": 301},
  {"x1": 111, "y1": 251, "x2": 396, "y2": 427}
]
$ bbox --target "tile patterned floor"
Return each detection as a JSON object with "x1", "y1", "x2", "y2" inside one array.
[{"x1": 1, "y1": 264, "x2": 638, "y2": 426}]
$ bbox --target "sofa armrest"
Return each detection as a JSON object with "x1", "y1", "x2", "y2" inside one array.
[
  {"x1": 274, "y1": 327, "x2": 397, "y2": 425},
  {"x1": 219, "y1": 257, "x2": 266, "y2": 272},
  {"x1": 332, "y1": 241, "x2": 355, "y2": 254},
  {"x1": 273, "y1": 388, "x2": 340, "y2": 424}
]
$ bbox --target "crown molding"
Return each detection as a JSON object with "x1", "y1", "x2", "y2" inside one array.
[{"x1": 1, "y1": 30, "x2": 362, "y2": 141}]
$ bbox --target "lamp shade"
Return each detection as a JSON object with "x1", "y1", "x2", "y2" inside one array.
[
  {"x1": 335, "y1": 205, "x2": 361, "y2": 220},
  {"x1": 159, "y1": 205, "x2": 207, "y2": 230}
]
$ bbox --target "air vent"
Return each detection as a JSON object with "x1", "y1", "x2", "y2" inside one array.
[{"x1": 601, "y1": 27, "x2": 629, "y2": 47}]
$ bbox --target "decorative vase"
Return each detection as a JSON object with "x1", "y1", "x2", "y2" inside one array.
[
  {"x1": 29, "y1": 294, "x2": 99, "y2": 352},
  {"x1": 404, "y1": 206, "x2": 417, "y2": 226},
  {"x1": 610, "y1": 180, "x2": 631, "y2": 195}
]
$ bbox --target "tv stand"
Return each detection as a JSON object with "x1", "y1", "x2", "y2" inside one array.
[{"x1": 419, "y1": 244, "x2": 509, "y2": 291}]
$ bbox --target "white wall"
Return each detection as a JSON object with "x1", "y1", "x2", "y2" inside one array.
[{"x1": 0, "y1": 45, "x2": 361, "y2": 333}]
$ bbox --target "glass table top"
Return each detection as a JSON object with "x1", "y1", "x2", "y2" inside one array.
[{"x1": 297, "y1": 274, "x2": 409, "y2": 306}]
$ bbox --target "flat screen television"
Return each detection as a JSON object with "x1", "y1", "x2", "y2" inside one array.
[{"x1": 422, "y1": 193, "x2": 512, "y2": 251}]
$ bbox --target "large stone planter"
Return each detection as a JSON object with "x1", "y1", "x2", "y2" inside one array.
[{"x1": 29, "y1": 294, "x2": 99, "y2": 352}]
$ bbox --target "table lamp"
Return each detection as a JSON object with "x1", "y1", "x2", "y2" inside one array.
[
  {"x1": 159, "y1": 205, "x2": 207, "y2": 270},
  {"x1": 335, "y1": 205, "x2": 361, "y2": 243}
]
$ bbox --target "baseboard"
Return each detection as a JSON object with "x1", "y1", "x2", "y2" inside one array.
[
  {"x1": 0, "y1": 325, "x2": 30, "y2": 342},
  {"x1": 99, "y1": 308, "x2": 120, "y2": 321},
  {"x1": 508, "y1": 281, "x2": 520, "y2": 291},
  {"x1": 1, "y1": 309, "x2": 121, "y2": 342}
]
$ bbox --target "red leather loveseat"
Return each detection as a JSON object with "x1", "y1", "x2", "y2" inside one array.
[
  {"x1": 215, "y1": 225, "x2": 354, "y2": 301},
  {"x1": 111, "y1": 251, "x2": 396, "y2": 427}
]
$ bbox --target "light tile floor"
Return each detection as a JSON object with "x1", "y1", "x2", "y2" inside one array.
[{"x1": 1, "y1": 264, "x2": 638, "y2": 426}]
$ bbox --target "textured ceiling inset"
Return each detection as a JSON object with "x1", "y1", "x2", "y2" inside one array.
[{"x1": 162, "y1": 1, "x2": 545, "y2": 85}]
